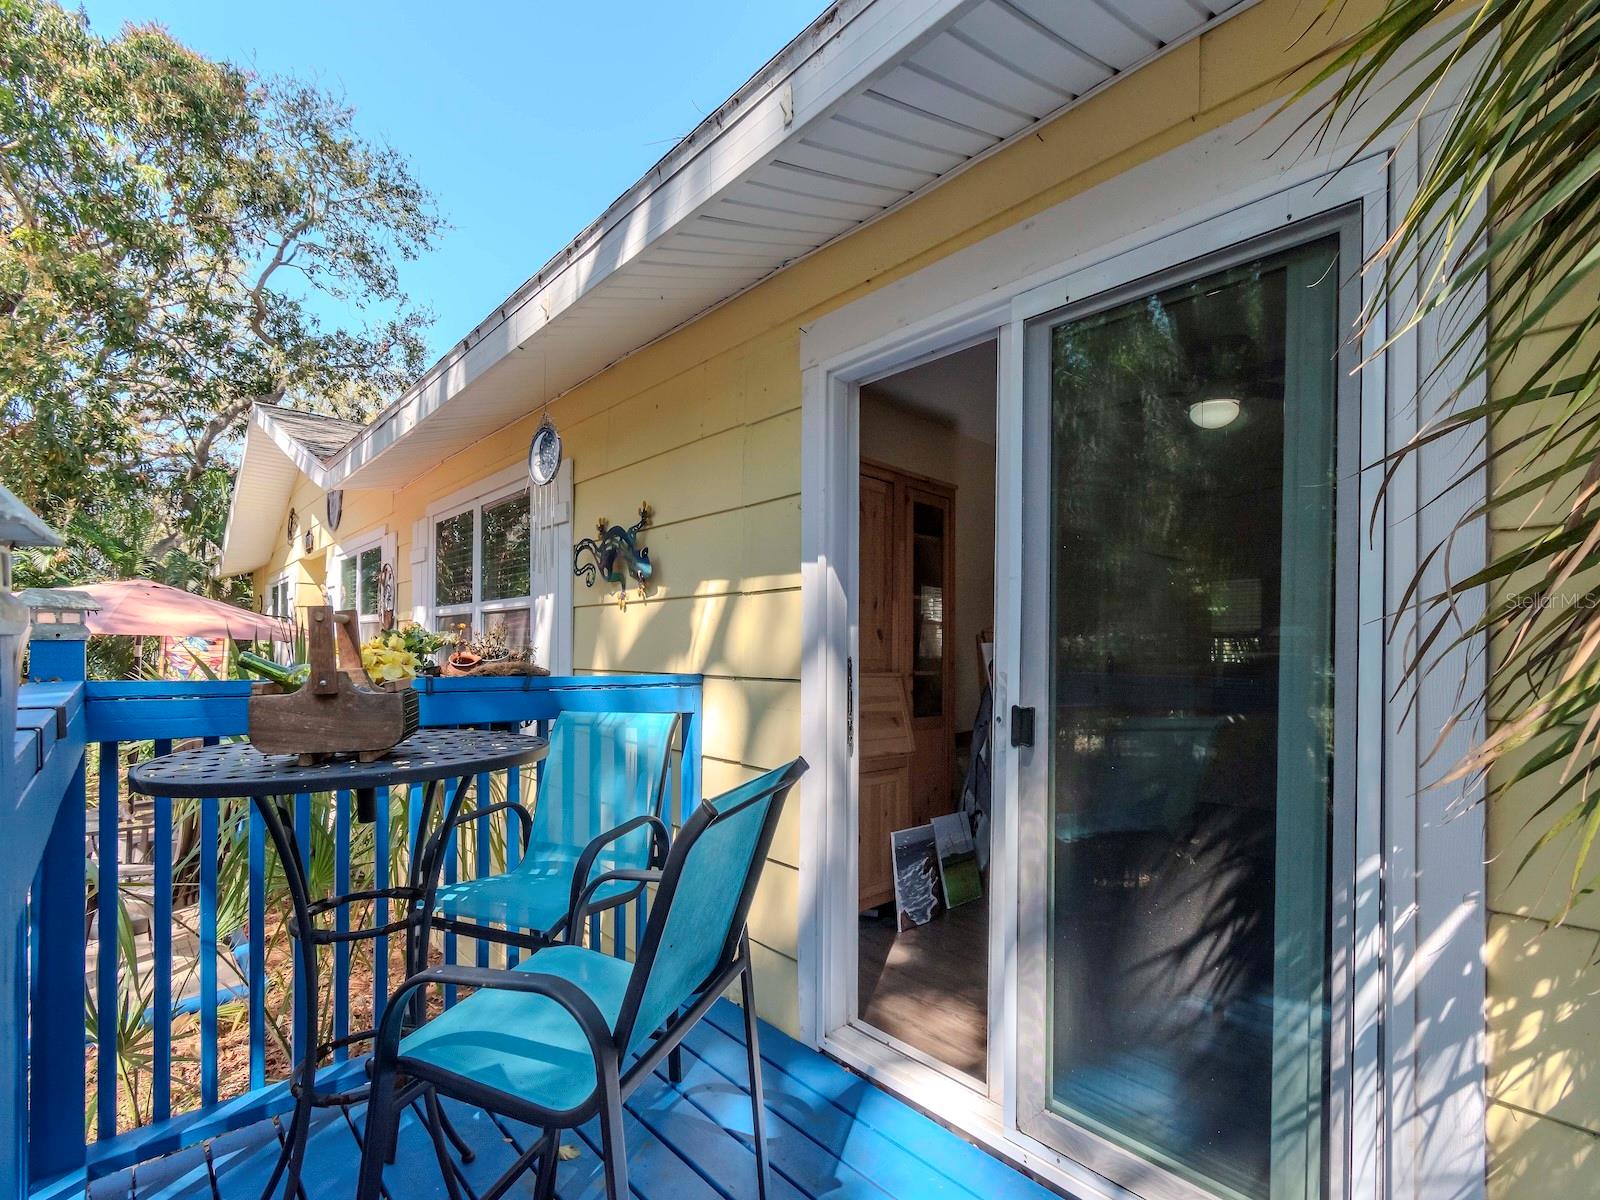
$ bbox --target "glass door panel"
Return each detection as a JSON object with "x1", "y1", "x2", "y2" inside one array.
[{"x1": 1019, "y1": 236, "x2": 1341, "y2": 1200}]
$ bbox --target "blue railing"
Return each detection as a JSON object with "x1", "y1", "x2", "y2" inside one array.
[{"x1": 4, "y1": 640, "x2": 702, "y2": 1200}]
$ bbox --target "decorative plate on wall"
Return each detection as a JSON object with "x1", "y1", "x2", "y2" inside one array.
[
  {"x1": 326, "y1": 489, "x2": 344, "y2": 532},
  {"x1": 286, "y1": 508, "x2": 298, "y2": 545}
]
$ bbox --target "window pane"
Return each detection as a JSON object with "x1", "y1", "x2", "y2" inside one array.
[
  {"x1": 359, "y1": 547, "x2": 382, "y2": 616},
  {"x1": 1045, "y1": 240, "x2": 1339, "y2": 1200},
  {"x1": 340, "y1": 555, "x2": 356, "y2": 611},
  {"x1": 482, "y1": 490, "x2": 531, "y2": 601},
  {"x1": 435, "y1": 511, "x2": 474, "y2": 607},
  {"x1": 483, "y1": 607, "x2": 530, "y2": 652},
  {"x1": 910, "y1": 499, "x2": 945, "y2": 717}
]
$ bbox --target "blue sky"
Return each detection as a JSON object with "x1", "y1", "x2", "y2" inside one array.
[{"x1": 77, "y1": 1, "x2": 824, "y2": 363}]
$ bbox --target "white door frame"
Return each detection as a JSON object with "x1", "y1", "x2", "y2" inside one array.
[{"x1": 799, "y1": 85, "x2": 1487, "y2": 1200}]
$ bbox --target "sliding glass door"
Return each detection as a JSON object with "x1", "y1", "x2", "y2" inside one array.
[{"x1": 1015, "y1": 227, "x2": 1352, "y2": 1200}]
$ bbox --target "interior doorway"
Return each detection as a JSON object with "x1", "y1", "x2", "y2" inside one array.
[{"x1": 854, "y1": 339, "x2": 997, "y2": 1083}]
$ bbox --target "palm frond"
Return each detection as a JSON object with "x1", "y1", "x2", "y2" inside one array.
[{"x1": 1296, "y1": 0, "x2": 1600, "y2": 912}]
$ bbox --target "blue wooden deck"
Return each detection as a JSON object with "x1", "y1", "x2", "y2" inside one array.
[{"x1": 89, "y1": 1002, "x2": 1057, "y2": 1200}]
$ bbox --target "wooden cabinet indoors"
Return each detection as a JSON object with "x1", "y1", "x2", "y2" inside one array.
[{"x1": 857, "y1": 460, "x2": 956, "y2": 910}]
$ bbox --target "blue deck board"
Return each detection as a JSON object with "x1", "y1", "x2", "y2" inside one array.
[
  {"x1": 679, "y1": 1020, "x2": 977, "y2": 1200},
  {"x1": 622, "y1": 1064, "x2": 810, "y2": 1200},
  {"x1": 703, "y1": 1005, "x2": 1058, "y2": 1200},
  {"x1": 559, "y1": 1105, "x2": 721, "y2": 1200},
  {"x1": 79, "y1": 1002, "x2": 1053, "y2": 1200},
  {"x1": 637, "y1": 1033, "x2": 888, "y2": 1200}
]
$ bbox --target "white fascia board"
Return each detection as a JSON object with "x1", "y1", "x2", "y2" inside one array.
[
  {"x1": 218, "y1": 421, "x2": 281, "y2": 577},
  {"x1": 217, "y1": 408, "x2": 334, "y2": 577},
  {"x1": 255, "y1": 407, "x2": 338, "y2": 489},
  {"x1": 329, "y1": 0, "x2": 980, "y2": 490}
]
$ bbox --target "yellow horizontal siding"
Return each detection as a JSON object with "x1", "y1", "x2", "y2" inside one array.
[
  {"x1": 1483, "y1": 159, "x2": 1600, "y2": 1171},
  {"x1": 1488, "y1": 1100, "x2": 1600, "y2": 1199}
]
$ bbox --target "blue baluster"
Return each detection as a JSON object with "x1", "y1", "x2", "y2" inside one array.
[
  {"x1": 152, "y1": 782, "x2": 172, "y2": 1121},
  {"x1": 28, "y1": 746, "x2": 86, "y2": 1181},
  {"x1": 475, "y1": 772, "x2": 491, "y2": 969},
  {"x1": 292, "y1": 792, "x2": 312, "y2": 1067},
  {"x1": 95, "y1": 743, "x2": 118, "y2": 1141},
  {"x1": 247, "y1": 802, "x2": 265, "y2": 1090},
  {"x1": 373, "y1": 785, "x2": 390, "y2": 1029},
  {"x1": 505, "y1": 768, "x2": 521, "y2": 970},
  {"x1": 441, "y1": 782, "x2": 459, "y2": 1007},
  {"x1": 199, "y1": 790, "x2": 219, "y2": 1106},
  {"x1": 334, "y1": 791, "x2": 351, "y2": 1062}
]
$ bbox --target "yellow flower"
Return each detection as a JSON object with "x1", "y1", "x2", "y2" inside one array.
[{"x1": 359, "y1": 636, "x2": 419, "y2": 682}]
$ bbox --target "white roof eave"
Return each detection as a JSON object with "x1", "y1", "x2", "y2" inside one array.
[
  {"x1": 325, "y1": 0, "x2": 976, "y2": 490},
  {"x1": 224, "y1": 0, "x2": 1258, "y2": 510},
  {"x1": 217, "y1": 410, "x2": 339, "y2": 577}
]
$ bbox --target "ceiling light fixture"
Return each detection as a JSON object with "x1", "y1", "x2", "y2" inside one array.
[{"x1": 1188, "y1": 397, "x2": 1241, "y2": 429}]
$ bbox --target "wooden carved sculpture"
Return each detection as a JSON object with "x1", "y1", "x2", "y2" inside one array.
[
  {"x1": 573, "y1": 503, "x2": 654, "y2": 609},
  {"x1": 247, "y1": 605, "x2": 418, "y2": 764}
]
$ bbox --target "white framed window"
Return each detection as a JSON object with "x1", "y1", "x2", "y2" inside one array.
[
  {"x1": 263, "y1": 571, "x2": 293, "y2": 620},
  {"x1": 424, "y1": 460, "x2": 572, "y2": 673},
  {"x1": 329, "y1": 529, "x2": 391, "y2": 644},
  {"x1": 433, "y1": 486, "x2": 533, "y2": 646}
]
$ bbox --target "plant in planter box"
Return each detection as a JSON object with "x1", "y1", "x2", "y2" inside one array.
[
  {"x1": 358, "y1": 631, "x2": 422, "y2": 684},
  {"x1": 389, "y1": 623, "x2": 454, "y2": 673}
]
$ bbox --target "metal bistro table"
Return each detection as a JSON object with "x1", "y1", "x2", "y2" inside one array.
[{"x1": 128, "y1": 727, "x2": 548, "y2": 1200}]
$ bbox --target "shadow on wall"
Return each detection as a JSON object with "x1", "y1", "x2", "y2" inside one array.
[
  {"x1": 580, "y1": 574, "x2": 802, "y2": 794},
  {"x1": 1486, "y1": 914, "x2": 1600, "y2": 1198},
  {"x1": 1488, "y1": 1101, "x2": 1599, "y2": 1198}
]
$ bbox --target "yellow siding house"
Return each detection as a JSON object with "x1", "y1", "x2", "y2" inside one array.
[{"x1": 219, "y1": 1, "x2": 1587, "y2": 1197}]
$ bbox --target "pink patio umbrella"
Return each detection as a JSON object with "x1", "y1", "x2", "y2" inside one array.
[{"x1": 60, "y1": 580, "x2": 292, "y2": 641}]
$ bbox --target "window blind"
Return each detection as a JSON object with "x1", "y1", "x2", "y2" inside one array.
[
  {"x1": 434, "y1": 510, "x2": 474, "y2": 607},
  {"x1": 481, "y1": 490, "x2": 531, "y2": 601}
]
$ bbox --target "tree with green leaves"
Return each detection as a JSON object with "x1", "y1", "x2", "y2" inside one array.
[
  {"x1": 1303, "y1": 0, "x2": 1600, "y2": 912},
  {"x1": 0, "y1": 0, "x2": 441, "y2": 594}
]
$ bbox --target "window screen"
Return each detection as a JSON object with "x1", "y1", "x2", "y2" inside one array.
[
  {"x1": 359, "y1": 547, "x2": 382, "y2": 615},
  {"x1": 481, "y1": 490, "x2": 531, "y2": 601},
  {"x1": 435, "y1": 510, "x2": 473, "y2": 607}
]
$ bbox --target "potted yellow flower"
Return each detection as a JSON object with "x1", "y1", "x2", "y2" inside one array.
[{"x1": 358, "y1": 630, "x2": 422, "y2": 689}]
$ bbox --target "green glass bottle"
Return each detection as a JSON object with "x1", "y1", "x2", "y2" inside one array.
[{"x1": 238, "y1": 650, "x2": 310, "y2": 690}]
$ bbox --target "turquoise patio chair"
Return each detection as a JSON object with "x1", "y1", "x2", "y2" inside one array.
[
  {"x1": 432, "y1": 711, "x2": 678, "y2": 951},
  {"x1": 356, "y1": 757, "x2": 808, "y2": 1200}
]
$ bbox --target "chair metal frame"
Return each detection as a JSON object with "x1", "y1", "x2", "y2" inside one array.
[{"x1": 356, "y1": 757, "x2": 808, "y2": 1200}]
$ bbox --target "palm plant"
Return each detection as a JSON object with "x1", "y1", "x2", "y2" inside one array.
[{"x1": 1297, "y1": 0, "x2": 1600, "y2": 912}]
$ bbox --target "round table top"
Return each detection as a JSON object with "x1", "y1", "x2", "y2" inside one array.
[{"x1": 127, "y1": 728, "x2": 548, "y2": 797}]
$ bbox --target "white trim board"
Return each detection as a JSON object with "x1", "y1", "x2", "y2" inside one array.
[{"x1": 799, "y1": 68, "x2": 1487, "y2": 1200}]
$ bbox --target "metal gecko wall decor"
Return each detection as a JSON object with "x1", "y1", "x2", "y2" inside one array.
[{"x1": 573, "y1": 503, "x2": 654, "y2": 609}]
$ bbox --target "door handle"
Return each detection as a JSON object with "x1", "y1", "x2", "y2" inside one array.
[
  {"x1": 1010, "y1": 705, "x2": 1035, "y2": 748},
  {"x1": 847, "y1": 656, "x2": 855, "y2": 755}
]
